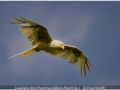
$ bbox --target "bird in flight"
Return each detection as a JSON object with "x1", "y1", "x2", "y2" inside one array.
[{"x1": 8, "y1": 16, "x2": 92, "y2": 77}]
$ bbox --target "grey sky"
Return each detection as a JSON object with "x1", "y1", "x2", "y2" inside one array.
[{"x1": 0, "y1": 1, "x2": 120, "y2": 85}]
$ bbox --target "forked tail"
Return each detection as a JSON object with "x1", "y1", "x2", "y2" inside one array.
[{"x1": 7, "y1": 48, "x2": 36, "y2": 59}]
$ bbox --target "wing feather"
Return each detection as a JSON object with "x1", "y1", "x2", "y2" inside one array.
[
  {"x1": 8, "y1": 16, "x2": 52, "y2": 45},
  {"x1": 44, "y1": 45, "x2": 92, "y2": 77}
]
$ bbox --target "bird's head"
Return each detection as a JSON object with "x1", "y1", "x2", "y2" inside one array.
[{"x1": 50, "y1": 40, "x2": 65, "y2": 50}]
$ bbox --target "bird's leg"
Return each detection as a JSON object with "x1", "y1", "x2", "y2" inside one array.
[{"x1": 33, "y1": 41, "x2": 42, "y2": 52}]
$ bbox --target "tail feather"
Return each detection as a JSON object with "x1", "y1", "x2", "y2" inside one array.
[{"x1": 7, "y1": 48, "x2": 35, "y2": 59}]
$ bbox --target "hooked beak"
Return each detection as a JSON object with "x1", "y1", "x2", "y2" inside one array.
[{"x1": 61, "y1": 45, "x2": 65, "y2": 50}]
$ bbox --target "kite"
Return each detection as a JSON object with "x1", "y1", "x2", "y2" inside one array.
[{"x1": 8, "y1": 16, "x2": 92, "y2": 77}]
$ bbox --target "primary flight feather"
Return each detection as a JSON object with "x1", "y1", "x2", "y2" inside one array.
[{"x1": 8, "y1": 16, "x2": 92, "y2": 77}]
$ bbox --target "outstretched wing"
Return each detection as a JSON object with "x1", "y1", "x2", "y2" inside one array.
[
  {"x1": 8, "y1": 16, "x2": 52, "y2": 45},
  {"x1": 44, "y1": 45, "x2": 92, "y2": 77}
]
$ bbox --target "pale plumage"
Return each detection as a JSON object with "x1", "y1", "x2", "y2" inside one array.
[{"x1": 8, "y1": 16, "x2": 92, "y2": 77}]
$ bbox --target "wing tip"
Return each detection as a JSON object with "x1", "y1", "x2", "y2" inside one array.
[{"x1": 18, "y1": 16, "x2": 24, "y2": 19}]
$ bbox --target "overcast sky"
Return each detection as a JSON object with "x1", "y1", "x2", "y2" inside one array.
[{"x1": 0, "y1": 1, "x2": 120, "y2": 85}]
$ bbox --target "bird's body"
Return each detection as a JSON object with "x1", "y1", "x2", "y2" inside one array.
[{"x1": 8, "y1": 16, "x2": 92, "y2": 77}]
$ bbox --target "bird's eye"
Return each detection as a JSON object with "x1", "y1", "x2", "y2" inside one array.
[{"x1": 61, "y1": 44, "x2": 63, "y2": 46}]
